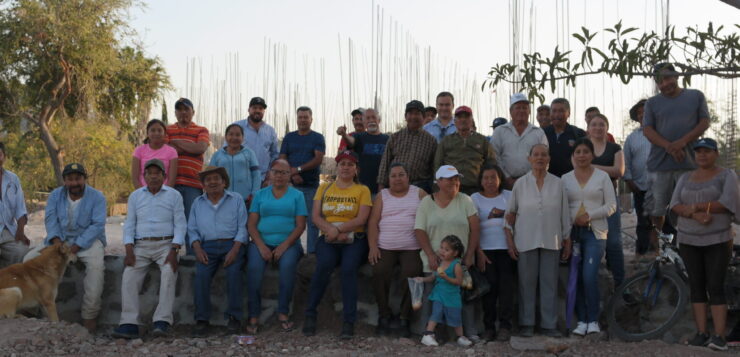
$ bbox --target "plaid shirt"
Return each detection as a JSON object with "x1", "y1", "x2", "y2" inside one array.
[{"x1": 377, "y1": 127, "x2": 437, "y2": 186}]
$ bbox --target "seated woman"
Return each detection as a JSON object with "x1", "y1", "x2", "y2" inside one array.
[{"x1": 246, "y1": 159, "x2": 307, "y2": 334}]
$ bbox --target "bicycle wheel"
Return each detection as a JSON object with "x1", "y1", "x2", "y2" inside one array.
[{"x1": 606, "y1": 268, "x2": 689, "y2": 341}]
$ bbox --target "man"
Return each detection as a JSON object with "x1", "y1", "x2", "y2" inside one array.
[
  {"x1": 543, "y1": 98, "x2": 586, "y2": 177},
  {"x1": 491, "y1": 94, "x2": 548, "y2": 189},
  {"x1": 337, "y1": 108, "x2": 366, "y2": 154},
  {"x1": 488, "y1": 117, "x2": 508, "y2": 142},
  {"x1": 24, "y1": 163, "x2": 106, "y2": 332},
  {"x1": 279, "y1": 106, "x2": 325, "y2": 254},
  {"x1": 584, "y1": 106, "x2": 615, "y2": 142},
  {"x1": 643, "y1": 62, "x2": 709, "y2": 234},
  {"x1": 377, "y1": 100, "x2": 437, "y2": 194},
  {"x1": 342, "y1": 108, "x2": 389, "y2": 196},
  {"x1": 536, "y1": 104, "x2": 551, "y2": 128},
  {"x1": 623, "y1": 99, "x2": 654, "y2": 256},
  {"x1": 423, "y1": 92, "x2": 457, "y2": 142},
  {"x1": 112, "y1": 159, "x2": 186, "y2": 339},
  {"x1": 167, "y1": 97, "x2": 209, "y2": 253},
  {"x1": 234, "y1": 97, "x2": 279, "y2": 185},
  {"x1": 434, "y1": 106, "x2": 496, "y2": 195},
  {"x1": 422, "y1": 106, "x2": 438, "y2": 125},
  {"x1": 0, "y1": 142, "x2": 30, "y2": 267},
  {"x1": 189, "y1": 166, "x2": 248, "y2": 336}
]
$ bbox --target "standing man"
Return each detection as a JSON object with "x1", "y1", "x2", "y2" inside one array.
[
  {"x1": 642, "y1": 63, "x2": 709, "y2": 234},
  {"x1": 234, "y1": 97, "x2": 279, "y2": 185},
  {"x1": 167, "y1": 97, "x2": 209, "y2": 254},
  {"x1": 584, "y1": 107, "x2": 615, "y2": 142},
  {"x1": 491, "y1": 94, "x2": 548, "y2": 189},
  {"x1": 337, "y1": 108, "x2": 366, "y2": 154},
  {"x1": 343, "y1": 108, "x2": 389, "y2": 196},
  {"x1": 434, "y1": 106, "x2": 496, "y2": 195},
  {"x1": 112, "y1": 159, "x2": 186, "y2": 339},
  {"x1": 422, "y1": 106, "x2": 438, "y2": 125},
  {"x1": 536, "y1": 104, "x2": 551, "y2": 128},
  {"x1": 279, "y1": 106, "x2": 326, "y2": 254},
  {"x1": 543, "y1": 98, "x2": 586, "y2": 177},
  {"x1": 0, "y1": 142, "x2": 30, "y2": 267},
  {"x1": 377, "y1": 100, "x2": 437, "y2": 194},
  {"x1": 623, "y1": 99, "x2": 654, "y2": 256},
  {"x1": 24, "y1": 163, "x2": 106, "y2": 332},
  {"x1": 423, "y1": 92, "x2": 457, "y2": 142}
]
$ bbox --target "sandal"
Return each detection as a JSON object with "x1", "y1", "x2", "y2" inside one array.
[
  {"x1": 245, "y1": 322, "x2": 259, "y2": 335},
  {"x1": 279, "y1": 319, "x2": 295, "y2": 332}
]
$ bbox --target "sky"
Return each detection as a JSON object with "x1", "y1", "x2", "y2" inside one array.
[{"x1": 129, "y1": 0, "x2": 740, "y2": 151}]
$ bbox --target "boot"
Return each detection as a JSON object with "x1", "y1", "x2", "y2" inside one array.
[{"x1": 83, "y1": 318, "x2": 97, "y2": 333}]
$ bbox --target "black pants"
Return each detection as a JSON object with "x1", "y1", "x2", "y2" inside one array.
[
  {"x1": 633, "y1": 190, "x2": 654, "y2": 254},
  {"x1": 481, "y1": 249, "x2": 515, "y2": 331},
  {"x1": 679, "y1": 240, "x2": 732, "y2": 305}
]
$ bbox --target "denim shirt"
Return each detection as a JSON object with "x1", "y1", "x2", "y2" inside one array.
[
  {"x1": 187, "y1": 191, "x2": 248, "y2": 246},
  {"x1": 44, "y1": 185, "x2": 107, "y2": 250},
  {"x1": 234, "y1": 119, "x2": 279, "y2": 181},
  {"x1": 0, "y1": 169, "x2": 27, "y2": 236}
]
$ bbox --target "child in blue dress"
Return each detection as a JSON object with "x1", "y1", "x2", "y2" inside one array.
[{"x1": 417, "y1": 235, "x2": 473, "y2": 347}]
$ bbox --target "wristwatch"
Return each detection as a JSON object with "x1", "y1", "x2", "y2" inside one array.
[{"x1": 297, "y1": 166, "x2": 303, "y2": 173}]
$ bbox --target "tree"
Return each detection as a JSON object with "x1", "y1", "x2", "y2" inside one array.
[
  {"x1": 484, "y1": 22, "x2": 740, "y2": 102},
  {"x1": 0, "y1": 0, "x2": 169, "y2": 185}
]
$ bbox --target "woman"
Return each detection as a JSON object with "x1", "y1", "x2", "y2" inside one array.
[
  {"x1": 131, "y1": 119, "x2": 178, "y2": 188},
  {"x1": 505, "y1": 144, "x2": 571, "y2": 338},
  {"x1": 414, "y1": 165, "x2": 480, "y2": 339},
  {"x1": 246, "y1": 159, "x2": 307, "y2": 334},
  {"x1": 210, "y1": 123, "x2": 261, "y2": 203},
  {"x1": 563, "y1": 138, "x2": 616, "y2": 336},
  {"x1": 670, "y1": 138, "x2": 739, "y2": 351},
  {"x1": 302, "y1": 151, "x2": 372, "y2": 339},
  {"x1": 588, "y1": 113, "x2": 626, "y2": 287},
  {"x1": 367, "y1": 162, "x2": 426, "y2": 337},
  {"x1": 471, "y1": 165, "x2": 513, "y2": 342}
]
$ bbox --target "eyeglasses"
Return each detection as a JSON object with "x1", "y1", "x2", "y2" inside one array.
[{"x1": 270, "y1": 169, "x2": 290, "y2": 176}]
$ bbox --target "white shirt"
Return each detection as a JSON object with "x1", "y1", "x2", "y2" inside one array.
[
  {"x1": 562, "y1": 168, "x2": 617, "y2": 239},
  {"x1": 490, "y1": 122, "x2": 548, "y2": 178},
  {"x1": 471, "y1": 191, "x2": 512, "y2": 250}
]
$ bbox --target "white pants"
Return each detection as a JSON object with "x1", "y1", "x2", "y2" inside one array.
[
  {"x1": 24, "y1": 240, "x2": 105, "y2": 320},
  {"x1": 119, "y1": 239, "x2": 178, "y2": 325},
  {"x1": 0, "y1": 229, "x2": 30, "y2": 268}
]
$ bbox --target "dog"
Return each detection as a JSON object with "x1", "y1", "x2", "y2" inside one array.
[{"x1": 0, "y1": 241, "x2": 73, "y2": 321}]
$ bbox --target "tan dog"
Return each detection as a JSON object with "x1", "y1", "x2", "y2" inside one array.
[{"x1": 0, "y1": 242, "x2": 72, "y2": 321}]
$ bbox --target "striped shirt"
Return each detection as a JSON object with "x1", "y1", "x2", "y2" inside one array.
[
  {"x1": 623, "y1": 127, "x2": 651, "y2": 191},
  {"x1": 377, "y1": 127, "x2": 437, "y2": 186},
  {"x1": 167, "y1": 122, "x2": 210, "y2": 188},
  {"x1": 378, "y1": 185, "x2": 422, "y2": 250}
]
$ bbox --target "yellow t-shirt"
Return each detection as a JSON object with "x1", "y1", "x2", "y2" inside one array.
[{"x1": 314, "y1": 182, "x2": 372, "y2": 233}]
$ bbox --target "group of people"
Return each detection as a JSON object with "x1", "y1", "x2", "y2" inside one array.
[{"x1": 0, "y1": 63, "x2": 737, "y2": 350}]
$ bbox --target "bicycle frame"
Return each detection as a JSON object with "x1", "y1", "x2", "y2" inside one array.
[{"x1": 642, "y1": 233, "x2": 687, "y2": 305}]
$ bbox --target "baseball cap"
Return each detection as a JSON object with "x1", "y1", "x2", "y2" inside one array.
[
  {"x1": 491, "y1": 117, "x2": 508, "y2": 128},
  {"x1": 509, "y1": 93, "x2": 530, "y2": 107},
  {"x1": 62, "y1": 163, "x2": 87, "y2": 178},
  {"x1": 350, "y1": 108, "x2": 365, "y2": 116},
  {"x1": 249, "y1": 97, "x2": 267, "y2": 108},
  {"x1": 335, "y1": 150, "x2": 359, "y2": 163},
  {"x1": 454, "y1": 106, "x2": 473, "y2": 117},
  {"x1": 693, "y1": 138, "x2": 718, "y2": 151},
  {"x1": 174, "y1": 97, "x2": 194, "y2": 110},
  {"x1": 405, "y1": 100, "x2": 425, "y2": 113},
  {"x1": 144, "y1": 159, "x2": 165, "y2": 173},
  {"x1": 435, "y1": 165, "x2": 463, "y2": 180}
]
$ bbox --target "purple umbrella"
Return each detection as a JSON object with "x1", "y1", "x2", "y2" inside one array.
[{"x1": 566, "y1": 242, "x2": 581, "y2": 330}]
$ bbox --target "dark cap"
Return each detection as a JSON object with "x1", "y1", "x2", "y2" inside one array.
[
  {"x1": 454, "y1": 106, "x2": 473, "y2": 117},
  {"x1": 249, "y1": 97, "x2": 267, "y2": 108},
  {"x1": 405, "y1": 100, "x2": 424, "y2": 114},
  {"x1": 198, "y1": 166, "x2": 230, "y2": 189},
  {"x1": 350, "y1": 108, "x2": 365, "y2": 116},
  {"x1": 491, "y1": 117, "x2": 508, "y2": 128},
  {"x1": 144, "y1": 159, "x2": 165, "y2": 173},
  {"x1": 62, "y1": 163, "x2": 87, "y2": 178},
  {"x1": 653, "y1": 63, "x2": 678, "y2": 78},
  {"x1": 335, "y1": 150, "x2": 359, "y2": 164},
  {"x1": 629, "y1": 99, "x2": 647, "y2": 121},
  {"x1": 423, "y1": 106, "x2": 438, "y2": 115},
  {"x1": 174, "y1": 98, "x2": 194, "y2": 110},
  {"x1": 693, "y1": 138, "x2": 718, "y2": 151}
]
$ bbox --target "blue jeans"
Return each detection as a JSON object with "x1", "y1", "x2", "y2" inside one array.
[
  {"x1": 605, "y1": 202, "x2": 625, "y2": 287},
  {"x1": 305, "y1": 235, "x2": 368, "y2": 324},
  {"x1": 175, "y1": 185, "x2": 203, "y2": 255},
  {"x1": 575, "y1": 227, "x2": 606, "y2": 323},
  {"x1": 295, "y1": 186, "x2": 318, "y2": 253},
  {"x1": 194, "y1": 240, "x2": 246, "y2": 322},
  {"x1": 246, "y1": 241, "x2": 303, "y2": 318}
]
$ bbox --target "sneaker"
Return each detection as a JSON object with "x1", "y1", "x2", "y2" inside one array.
[
  {"x1": 111, "y1": 324, "x2": 139, "y2": 339},
  {"x1": 708, "y1": 335, "x2": 728, "y2": 351},
  {"x1": 421, "y1": 333, "x2": 439, "y2": 346},
  {"x1": 457, "y1": 336, "x2": 473, "y2": 347},
  {"x1": 727, "y1": 326, "x2": 740, "y2": 347},
  {"x1": 686, "y1": 332, "x2": 709, "y2": 346},
  {"x1": 375, "y1": 317, "x2": 390, "y2": 336},
  {"x1": 572, "y1": 322, "x2": 587, "y2": 336},
  {"x1": 150, "y1": 321, "x2": 170, "y2": 337},
  {"x1": 496, "y1": 327, "x2": 511, "y2": 341},
  {"x1": 482, "y1": 329, "x2": 497, "y2": 342},
  {"x1": 541, "y1": 328, "x2": 563, "y2": 338},
  {"x1": 192, "y1": 320, "x2": 209, "y2": 337},
  {"x1": 467, "y1": 334, "x2": 481, "y2": 344},
  {"x1": 226, "y1": 316, "x2": 240, "y2": 333},
  {"x1": 302, "y1": 315, "x2": 317, "y2": 337},
  {"x1": 519, "y1": 326, "x2": 534, "y2": 337},
  {"x1": 586, "y1": 322, "x2": 601, "y2": 334},
  {"x1": 340, "y1": 322, "x2": 354, "y2": 340}
]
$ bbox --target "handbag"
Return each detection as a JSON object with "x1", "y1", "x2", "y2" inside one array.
[
  {"x1": 462, "y1": 265, "x2": 491, "y2": 302},
  {"x1": 319, "y1": 182, "x2": 355, "y2": 244}
]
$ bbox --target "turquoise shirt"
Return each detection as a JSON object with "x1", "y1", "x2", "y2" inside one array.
[
  {"x1": 249, "y1": 186, "x2": 307, "y2": 246},
  {"x1": 428, "y1": 258, "x2": 462, "y2": 308}
]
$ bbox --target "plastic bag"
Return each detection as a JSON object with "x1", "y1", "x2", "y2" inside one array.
[
  {"x1": 408, "y1": 277, "x2": 425, "y2": 311},
  {"x1": 461, "y1": 266, "x2": 474, "y2": 290}
]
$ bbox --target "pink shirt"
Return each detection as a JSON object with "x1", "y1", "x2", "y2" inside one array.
[
  {"x1": 378, "y1": 185, "x2": 422, "y2": 250},
  {"x1": 133, "y1": 144, "x2": 178, "y2": 186}
]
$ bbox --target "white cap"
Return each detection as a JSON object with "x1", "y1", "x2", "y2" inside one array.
[
  {"x1": 509, "y1": 93, "x2": 530, "y2": 107},
  {"x1": 435, "y1": 165, "x2": 463, "y2": 180}
]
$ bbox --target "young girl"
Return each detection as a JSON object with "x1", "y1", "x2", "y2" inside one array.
[
  {"x1": 418, "y1": 235, "x2": 473, "y2": 347},
  {"x1": 131, "y1": 119, "x2": 178, "y2": 188},
  {"x1": 209, "y1": 124, "x2": 261, "y2": 204}
]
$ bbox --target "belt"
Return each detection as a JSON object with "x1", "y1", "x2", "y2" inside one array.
[
  {"x1": 214, "y1": 238, "x2": 234, "y2": 242},
  {"x1": 138, "y1": 236, "x2": 173, "y2": 242}
]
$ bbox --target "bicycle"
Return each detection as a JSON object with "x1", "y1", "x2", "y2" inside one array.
[{"x1": 605, "y1": 232, "x2": 740, "y2": 341}]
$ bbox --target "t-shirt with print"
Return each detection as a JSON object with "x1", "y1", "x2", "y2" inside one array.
[
  {"x1": 352, "y1": 132, "x2": 389, "y2": 194},
  {"x1": 414, "y1": 193, "x2": 477, "y2": 271},
  {"x1": 313, "y1": 182, "x2": 372, "y2": 233},
  {"x1": 280, "y1": 131, "x2": 326, "y2": 188},
  {"x1": 133, "y1": 144, "x2": 179, "y2": 187},
  {"x1": 471, "y1": 191, "x2": 512, "y2": 250},
  {"x1": 249, "y1": 186, "x2": 308, "y2": 247},
  {"x1": 166, "y1": 122, "x2": 210, "y2": 188}
]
